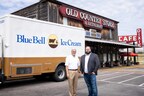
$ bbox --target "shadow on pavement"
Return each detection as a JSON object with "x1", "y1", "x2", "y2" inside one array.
[{"x1": 0, "y1": 77, "x2": 58, "y2": 89}]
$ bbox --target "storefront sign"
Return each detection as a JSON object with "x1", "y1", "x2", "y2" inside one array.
[
  {"x1": 83, "y1": 21, "x2": 103, "y2": 30},
  {"x1": 118, "y1": 35, "x2": 137, "y2": 42},
  {"x1": 59, "y1": 6, "x2": 115, "y2": 30},
  {"x1": 118, "y1": 28, "x2": 143, "y2": 47},
  {"x1": 137, "y1": 28, "x2": 142, "y2": 47}
]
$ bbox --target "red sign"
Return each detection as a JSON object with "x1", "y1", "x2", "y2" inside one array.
[
  {"x1": 118, "y1": 28, "x2": 143, "y2": 47},
  {"x1": 118, "y1": 35, "x2": 137, "y2": 42},
  {"x1": 137, "y1": 28, "x2": 142, "y2": 47},
  {"x1": 59, "y1": 6, "x2": 115, "y2": 30}
]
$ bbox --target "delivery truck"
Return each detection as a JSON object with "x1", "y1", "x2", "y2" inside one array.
[{"x1": 0, "y1": 15, "x2": 85, "y2": 84}]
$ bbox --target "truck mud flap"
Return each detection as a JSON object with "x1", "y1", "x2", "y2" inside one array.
[{"x1": 0, "y1": 73, "x2": 4, "y2": 84}]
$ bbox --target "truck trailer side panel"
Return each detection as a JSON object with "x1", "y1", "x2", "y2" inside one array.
[{"x1": 0, "y1": 15, "x2": 85, "y2": 81}]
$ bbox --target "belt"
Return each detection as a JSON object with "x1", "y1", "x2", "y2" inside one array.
[
  {"x1": 68, "y1": 69, "x2": 78, "y2": 71},
  {"x1": 84, "y1": 72, "x2": 95, "y2": 74}
]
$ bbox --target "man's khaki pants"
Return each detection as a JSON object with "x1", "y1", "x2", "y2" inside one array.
[{"x1": 68, "y1": 70, "x2": 79, "y2": 96}]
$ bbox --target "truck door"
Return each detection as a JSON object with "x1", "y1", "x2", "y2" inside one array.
[
  {"x1": 0, "y1": 36, "x2": 4, "y2": 83},
  {"x1": 0, "y1": 19, "x2": 5, "y2": 84}
]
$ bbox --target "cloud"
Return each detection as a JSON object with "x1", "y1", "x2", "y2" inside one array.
[
  {"x1": 0, "y1": 0, "x2": 38, "y2": 8},
  {"x1": 0, "y1": 0, "x2": 39, "y2": 16}
]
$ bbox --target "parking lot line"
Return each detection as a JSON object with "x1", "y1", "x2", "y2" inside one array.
[
  {"x1": 139, "y1": 83, "x2": 144, "y2": 86},
  {"x1": 98, "y1": 71, "x2": 112, "y2": 75},
  {"x1": 118, "y1": 75, "x2": 144, "y2": 84},
  {"x1": 98, "y1": 79, "x2": 144, "y2": 88},
  {"x1": 98, "y1": 72, "x2": 121, "y2": 76},
  {"x1": 119, "y1": 82, "x2": 144, "y2": 89},
  {"x1": 100, "y1": 73, "x2": 134, "y2": 81},
  {"x1": 99, "y1": 80, "x2": 141, "y2": 87}
]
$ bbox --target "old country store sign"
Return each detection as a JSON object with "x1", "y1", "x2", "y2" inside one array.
[{"x1": 59, "y1": 6, "x2": 116, "y2": 30}]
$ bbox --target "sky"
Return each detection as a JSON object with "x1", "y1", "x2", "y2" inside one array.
[{"x1": 0, "y1": 0, "x2": 144, "y2": 48}]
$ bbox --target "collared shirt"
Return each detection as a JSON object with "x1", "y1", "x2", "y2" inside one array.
[
  {"x1": 65, "y1": 55, "x2": 80, "y2": 69},
  {"x1": 84, "y1": 53, "x2": 91, "y2": 73}
]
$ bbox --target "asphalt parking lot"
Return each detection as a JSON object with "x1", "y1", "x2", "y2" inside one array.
[
  {"x1": 0, "y1": 64, "x2": 144, "y2": 96},
  {"x1": 97, "y1": 66, "x2": 144, "y2": 96}
]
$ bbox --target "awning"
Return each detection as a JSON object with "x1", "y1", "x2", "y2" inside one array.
[
  {"x1": 120, "y1": 52, "x2": 138, "y2": 56},
  {"x1": 85, "y1": 37, "x2": 139, "y2": 48}
]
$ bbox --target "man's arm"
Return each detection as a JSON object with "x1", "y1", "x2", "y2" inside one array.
[
  {"x1": 65, "y1": 57, "x2": 69, "y2": 78},
  {"x1": 94, "y1": 54, "x2": 100, "y2": 73},
  {"x1": 65, "y1": 66, "x2": 69, "y2": 78},
  {"x1": 80, "y1": 56, "x2": 83, "y2": 74},
  {"x1": 77, "y1": 57, "x2": 81, "y2": 73}
]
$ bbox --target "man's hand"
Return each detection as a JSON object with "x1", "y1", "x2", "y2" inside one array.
[
  {"x1": 92, "y1": 72, "x2": 95, "y2": 74},
  {"x1": 67, "y1": 73, "x2": 69, "y2": 78}
]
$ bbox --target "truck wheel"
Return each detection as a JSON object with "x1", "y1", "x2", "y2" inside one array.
[{"x1": 53, "y1": 65, "x2": 66, "y2": 82}]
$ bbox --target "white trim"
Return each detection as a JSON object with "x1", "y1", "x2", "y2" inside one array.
[
  {"x1": 11, "y1": 64, "x2": 42, "y2": 67},
  {"x1": 85, "y1": 38, "x2": 139, "y2": 48}
]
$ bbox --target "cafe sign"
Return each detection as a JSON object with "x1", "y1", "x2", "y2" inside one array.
[
  {"x1": 118, "y1": 28, "x2": 143, "y2": 47},
  {"x1": 59, "y1": 6, "x2": 115, "y2": 30}
]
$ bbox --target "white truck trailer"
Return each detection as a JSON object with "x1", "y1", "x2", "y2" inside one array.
[{"x1": 0, "y1": 15, "x2": 85, "y2": 83}]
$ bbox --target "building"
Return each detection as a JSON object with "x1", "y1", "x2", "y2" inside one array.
[{"x1": 12, "y1": 0, "x2": 138, "y2": 67}]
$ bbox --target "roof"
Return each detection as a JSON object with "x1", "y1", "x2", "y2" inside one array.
[
  {"x1": 85, "y1": 37, "x2": 139, "y2": 48},
  {"x1": 13, "y1": 0, "x2": 119, "y2": 23},
  {"x1": 56, "y1": 0, "x2": 119, "y2": 23}
]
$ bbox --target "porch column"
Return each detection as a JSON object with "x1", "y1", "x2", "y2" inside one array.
[
  {"x1": 110, "y1": 47, "x2": 113, "y2": 67},
  {"x1": 127, "y1": 48, "x2": 130, "y2": 66},
  {"x1": 133, "y1": 42, "x2": 136, "y2": 64}
]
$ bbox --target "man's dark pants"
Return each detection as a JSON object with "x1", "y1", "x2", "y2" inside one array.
[{"x1": 84, "y1": 73, "x2": 98, "y2": 96}]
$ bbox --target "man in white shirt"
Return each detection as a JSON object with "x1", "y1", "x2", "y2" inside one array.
[{"x1": 65, "y1": 49, "x2": 80, "y2": 96}]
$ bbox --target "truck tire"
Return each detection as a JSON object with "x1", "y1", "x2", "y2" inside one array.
[{"x1": 53, "y1": 65, "x2": 66, "y2": 82}]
